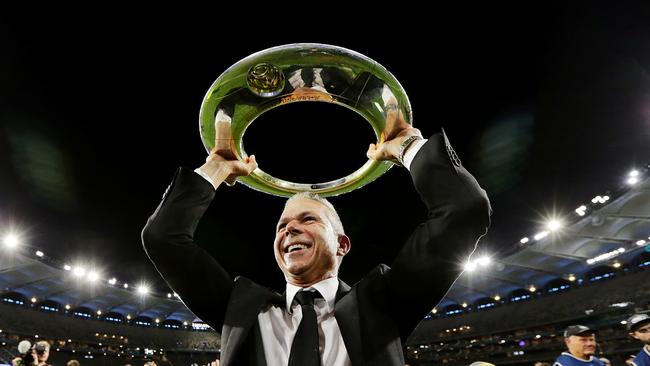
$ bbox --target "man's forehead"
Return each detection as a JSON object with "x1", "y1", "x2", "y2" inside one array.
[
  {"x1": 636, "y1": 323, "x2": 650, "y2": 332},
  {"x1": 279, "y1": 199, "x2": 328, "y2": 220},
  {"x1": 570, "y1": 334, "x2": 596, "y2": 339}
]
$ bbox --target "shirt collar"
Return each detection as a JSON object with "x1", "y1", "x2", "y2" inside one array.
[
  {"x1": 286, "y1": 277, "x2": 339, "y2": 313},
  {"x1": 561, "y1": 352, "x2": 595, "y2": 362}
]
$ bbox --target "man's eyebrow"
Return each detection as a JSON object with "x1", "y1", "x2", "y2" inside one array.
[{"x1": 277, "y1": 211, "x2": 319, "y2": 227}]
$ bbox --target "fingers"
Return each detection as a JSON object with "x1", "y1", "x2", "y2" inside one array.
[{"x1": 367, "y1": 142, "x2": 390, "y2": 161}]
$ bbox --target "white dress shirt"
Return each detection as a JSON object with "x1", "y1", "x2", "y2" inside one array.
[{"x1": 257, "y1": 277, "x2": 351, "y2": 366}]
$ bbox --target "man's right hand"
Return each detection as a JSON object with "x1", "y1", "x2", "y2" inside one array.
[{"x1": 197, "y1": 118, "x2": 258, "y2": 188}]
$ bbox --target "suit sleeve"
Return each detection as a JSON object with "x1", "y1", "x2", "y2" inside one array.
[
  {"x1": 141, "y1": 167, "x2": 233, "y2": 331},
  {"x1": 386, "y1": 130, "x2": 492, "y2": 340}
]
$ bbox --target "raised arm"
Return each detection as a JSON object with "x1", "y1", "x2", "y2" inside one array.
[
  {"x1": 367, "y1": 113, "x2": 491, "y2": 339},
  {"x1": 141, "y1": 119, "x2": 257, "y2": 330}
]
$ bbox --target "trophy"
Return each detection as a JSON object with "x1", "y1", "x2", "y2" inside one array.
[{"x1": 199, "y1": 43, "x2": 413, "y2": 197}]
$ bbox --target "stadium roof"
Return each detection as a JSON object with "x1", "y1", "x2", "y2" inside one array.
[
  {"x1": 437, "y1": 169, "x2": 650, "y2": 310},
  {"x1": 0, "y1": 252, "x2": 197, "y2": 323},
  {"x1": 1, "y1": 171, "x2": 649, "y2": 323}
]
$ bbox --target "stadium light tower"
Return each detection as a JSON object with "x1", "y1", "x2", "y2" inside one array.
[
  {"x1": 137, "y1": 285, "x2": 150, "y2": 295},
  {"x1": 2, "y1": 234, "x2": 19, "y2": 248},
  {"x1": 477, "y1": 256, "x2": 491, "y2": 266},
  {"x1": 546, "y1": 219, "x2": 562, "y2": 232},
  {"x1": 464, "y1": 261, "x2": 477, "y2": 272}
]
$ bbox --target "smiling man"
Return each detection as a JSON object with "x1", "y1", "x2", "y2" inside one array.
[
  {"x1": 628, "y1": 313, "x2": 650, "y2": 366},
  {"x1": 142, "y1": 117, "x2": 491, "y2": 365},
  {"x1": 554, "y1": 325, "x2": 605, "y2": 366}
]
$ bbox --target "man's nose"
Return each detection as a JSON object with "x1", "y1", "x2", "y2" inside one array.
[{"x1": 285, "y1": 220, "x2": 302, "y2": 235}]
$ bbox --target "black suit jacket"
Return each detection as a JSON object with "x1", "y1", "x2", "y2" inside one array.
[{"x1": 142, "y1": 131, "x2": 491, "y2": 365}]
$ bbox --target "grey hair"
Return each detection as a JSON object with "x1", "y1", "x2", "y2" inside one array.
[{"x1": 285, "y1": 192, "x2": 345, "y2": 235}]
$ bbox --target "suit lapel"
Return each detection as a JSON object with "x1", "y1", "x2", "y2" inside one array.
[
  {"x1": 334, "y1": 279, "x2": 365, "y2": 366},
  {"x1": 220, "y1": 277, "x2": 283, "y2": 366}
]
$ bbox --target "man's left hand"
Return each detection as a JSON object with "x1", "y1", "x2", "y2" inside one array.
[{"x1": 367, "y1": 126, "x2": 422, "y2": 162}]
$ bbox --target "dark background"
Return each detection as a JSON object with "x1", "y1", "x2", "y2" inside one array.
[{"x1": 1, "y1": 4, "x2": 650, "y2": 293}]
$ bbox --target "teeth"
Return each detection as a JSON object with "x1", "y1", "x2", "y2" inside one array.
[{"x1": 287, "y1": 243, "x2": 308, "y2": 253}]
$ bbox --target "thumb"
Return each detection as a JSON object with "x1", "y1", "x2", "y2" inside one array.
[
  {"x1": 366, "y1": 143, "x2": 378, "y2": 160},
  {"x1": 245, "y1": 155, "x2": 258, "y2": 172}
]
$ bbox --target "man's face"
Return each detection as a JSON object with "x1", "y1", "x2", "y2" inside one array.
[
  {"x1": 565, "y1": 334, "x2": 597, "y2": 359},
  {"x1": 37, "y1": 348, "x2": 49, "y2": 362},
  {"x1": 274, "y1": 199, "x2": 348, "y2": 286},
  {"x1": 631, "y1": 322, "x2": 650, "y2": 345}
]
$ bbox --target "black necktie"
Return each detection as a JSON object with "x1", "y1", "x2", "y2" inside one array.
[{"x1": 289, "y1": 290, "x2": 321, "y2": 366}]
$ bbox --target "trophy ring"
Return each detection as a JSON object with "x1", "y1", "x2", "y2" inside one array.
[{"x1": 199, "y1": 43, "x2": 413, "y2": 197}]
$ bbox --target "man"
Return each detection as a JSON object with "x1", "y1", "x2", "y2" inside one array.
[
  {"x1": 13, "y1": 340, "x2": 51, "y2": 366},
  {"x1": 627, "y1": 313, "x2": 650, "y2": 366},
  {"x1": 553, "y1": 325, "x2": 604, "y2": 366},
  {"x1": 142, "y1": 114, "x2": 491, "y2": 365}
]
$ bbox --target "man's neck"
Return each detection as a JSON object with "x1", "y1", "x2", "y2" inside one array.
[
  {"x1": 286, "y1": 272, "x2": 337, "y2": 288},
  {"x1": 569, "y1": 351, "x2": 591, "y2": 361}
]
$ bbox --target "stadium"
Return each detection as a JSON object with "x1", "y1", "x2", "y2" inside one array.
[
  {"x1": 2, "y1": 5, "x2": 650, "y2": 366},
  {"x1": 1, "y1": 169, "x2": 648, "y2": 365}
]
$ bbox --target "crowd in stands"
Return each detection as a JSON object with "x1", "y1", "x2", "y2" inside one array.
[{"x1": 405, "y1": 266, "x2": 650, "y2": 365}]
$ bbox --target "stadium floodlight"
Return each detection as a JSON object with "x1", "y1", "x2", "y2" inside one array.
[
  {"x1": 477, "y1": 256, "x2": 491, "y2": 266},
  {"x1": 621, "y1": 320, "x2": 628, "y2": 325},
  {"x1": 432, "y1": 308, "x2": 437, "y2": 314},
  {"x1": 534, "y1": 231, "x2": 549, "y2": 240},
  {"x1": 546, "y1": 219, "x2": 562, "y2": 232},
  {"x1": 3, "y1": 234, "x2": 19, "y2": 248},
  {"x1": 464, "y1": 261, "x2": 477, "y2": 272},
  {"x1": 494, "y1": 295, "x2": 501, "y2": 301},
  {"x1": 65, "y1": 304, "x2": 71, "y2": 310},
  {"x1": 528, "y1": 285, "x2": 536, "y2": 292},
  {"x1": 461, "y1": 302, "x2": 468, "y2": 308},
  {"x1": 64, "y1": 265, "x2": 72, "y2": 271},
  {"x1": 31, "y1": 297, "x2": 37, "y2": 303},
  {"x1": 137, "y1": 285, "x2": 149, "y2": 295},
  {"x1": 613, "y1": 262, "x2": 621, "y2": 268},
  {"x1": 126, "y1": 315, "x2": 131, "y2": 320},
  {"x1": 520, "y1": 237, "x2": 529, "y2": 244},
  {"x1": 35, "y1": 250, "x2": 44, "y2": 257},
  {"x1": 575, "y1": 205, "x2": 587, "y2": 216},
  {"x1": 183, "y1": 321, "x2": 188, "y2": 326},
  {"x1": 155, "y1": 318, "x2": 160, "y2": 323},
  {"x1": 568, "y1": 274, "x2": 576, "y2": 282},
  {"x1": 73, "y1": 267, "x2": 86, "y2": 278},
  {"x1": 535, "y1": 334, "x2": 541, "y2": 339},
  {"x1": 96, "y1": 310, "x2": 102, "y2": 315},
  {"x1": 88, "y1": 271, "x2": 99, "y2": 282},
  {"x1": 629, "y1": 170, "x2": 639, "y2": 177},
  {"x1": 637, "y1": 240, "x2": 647, "y2": 246},
  {"x1": 108, "y1": 278, "x2": 117, "y2": 285},
  {"x1": 167, "y1": 293, "x2": 172, "y2": 298},
  {"x1": 123, "y1": 283, "x2": 129, "y2": 289},
  {"x1": 628, "y1": 176, "x2": 639, "y2": 185},
  {"x1": 173, "y1": 292, "x2": 180, "y2": 298}
]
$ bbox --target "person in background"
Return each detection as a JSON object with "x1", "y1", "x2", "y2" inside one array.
[
  {"x1": 627, "y1": 313, "x2": 650, "y2": 366},
  {"x1": 553, "y1": 325, "x2": 604, "y2": 366}
]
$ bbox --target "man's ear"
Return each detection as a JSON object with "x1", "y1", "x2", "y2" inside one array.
[
  {"x1": 337, "y1": 234, "x2": 351, "y2": 257},
  {"x1": 630, "y1": 332, "x2": 639, "y2": 340}
]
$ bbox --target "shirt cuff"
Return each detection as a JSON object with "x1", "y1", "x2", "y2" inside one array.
[
  {"x1": 194, "y1": 167, "x2": 218, "y2": 190},
  {"x1": 403, "y1": 138, "x2": 428, "y2": 171}
]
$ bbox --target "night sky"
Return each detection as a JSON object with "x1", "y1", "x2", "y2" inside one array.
[{"x1": 1, "y1": 4, "x2": 650, "y2": 294}]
